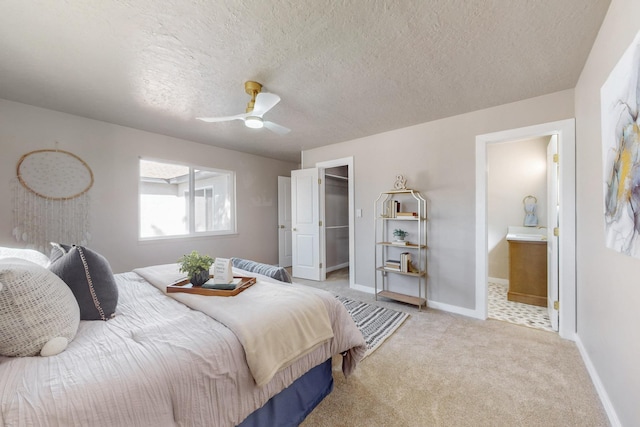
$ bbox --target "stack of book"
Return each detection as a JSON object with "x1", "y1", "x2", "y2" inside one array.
[
  {"x1": 384, "y1": 259, "x2": 401, "y2": 271},
  {"x1": 392, "y1": 240, "x2": 408, "y2": 245},
  {"x1": 385, "y1": 254, "x2": 414, "y2": 273},
  {"x1": 397, "y1": 212, "x2": 418, "y2": 218},
  {"x1": 202, "y1": 277, "x2": 243, "y2": 290}
]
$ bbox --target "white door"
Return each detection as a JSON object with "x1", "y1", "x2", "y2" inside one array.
[
  {"x1": 277, "y1": 176, "x2": 292, "y2": 267},
  {"x1": 547, "y1": 135, "x2": 559, "y2": 331},
  {"x1": 291, "y1": 168, "x2": 325, "y2": 280}
]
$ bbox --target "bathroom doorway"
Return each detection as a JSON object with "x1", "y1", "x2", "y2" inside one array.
[
  {"x1": 486, "y1": 136, "x2": 554, "y2": 332},
  {"x1": 475, "y1": 119, "x2": 576, "y2": 340}
]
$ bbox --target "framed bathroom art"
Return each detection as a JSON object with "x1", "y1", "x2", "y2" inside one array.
[{"x1": 601, "y1": 30, "x2": 640, "y2": 259}]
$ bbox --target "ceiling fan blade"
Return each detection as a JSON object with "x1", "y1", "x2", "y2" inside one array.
[
  {"x1": 252, "y1": 92, "x2": 281, "y2": 116},
  {"x1": 196, "y1": 113, "x2": 248, "y2": 123},
  {"x1": 264, "y1": 120, "x2": 290, "y2": 135}
]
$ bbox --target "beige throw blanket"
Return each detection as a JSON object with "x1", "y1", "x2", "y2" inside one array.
[{"x1": 134, "y1": 263, "x2": 334, "y2": 386}]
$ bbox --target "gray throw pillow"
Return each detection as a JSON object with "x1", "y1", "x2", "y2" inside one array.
[
  {"x1": 48, "y1": 244, "x2": 118, "y2": 321},
  {"x1": 231, "y1": 258, "x2": 292, "y2": 283}
]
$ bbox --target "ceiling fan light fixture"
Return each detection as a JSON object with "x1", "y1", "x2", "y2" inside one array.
[{"x1": 244, "y1": 116, "x2": 264, "y2": 129}]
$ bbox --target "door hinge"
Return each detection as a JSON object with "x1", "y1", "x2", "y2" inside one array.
[
  {"x1": 319, "y1": 263, "x2": 323, "y2": 268},
  {"x1": 553, "y1": 154, "x2": 559, "y2": 163},
  {"x1": 554, "y1": 300, "x2": 559, "y2": 310},
  {"x1": 553, "y1": 227, "x2": 559, "y2": 236},
  {"x1": 319, "y1": 220, "x2": 323, "y2": 226},
  {"x1": 318, "y1": 178, "x2": 321, "y2": 184}
]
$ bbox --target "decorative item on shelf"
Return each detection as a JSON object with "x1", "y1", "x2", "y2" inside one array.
[
  {"x1": 178, "y1": 250, "x2": 214, "y2": 287},
  {"x1": 393, "y1": 229, "x2": 408, "y2": 243},
  {"x1": 393, "y1": 174, "x2": 407, "y2": 190}
]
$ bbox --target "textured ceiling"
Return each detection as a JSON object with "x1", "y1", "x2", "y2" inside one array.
[{"x1": 0, "y1": 1, "x2": 610, "y2": 162}]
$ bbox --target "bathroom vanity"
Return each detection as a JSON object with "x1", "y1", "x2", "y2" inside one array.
[{"x1": 506, "y1": 227, "x2": 548, "y2": 307}]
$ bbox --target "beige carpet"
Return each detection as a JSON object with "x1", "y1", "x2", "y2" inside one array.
[{"x1": 294, "y1": 270, "x2": 609, "y2": 427}]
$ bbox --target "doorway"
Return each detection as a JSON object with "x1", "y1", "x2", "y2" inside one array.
[
  {"x1": 316, "y1": 157, "x2": 354, "y2": 287},
  {"x1": 290, "y1": 157, "x2": 355, "y2": 287},
  {"x1": 475, "y1": 119, "x2": 576, "y2": 340},
  {"x1": 324, "y1": 165, "x2": 350, "y2": 281},
  {"x1": 486, "y1": 136, "x2": 555, "y2": 332}
]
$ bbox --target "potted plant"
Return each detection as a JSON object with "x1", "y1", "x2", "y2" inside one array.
[
  {"x1": 393, "y1": 229, "x2": 408, "y2": 241},
  {"x1": 178, "y1": 250, "x2": 214, "y2": 286}
]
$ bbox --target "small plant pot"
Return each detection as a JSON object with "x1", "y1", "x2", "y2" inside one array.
[{"x1": 190, "y1": 270, "x2": 210, "y2": 287}]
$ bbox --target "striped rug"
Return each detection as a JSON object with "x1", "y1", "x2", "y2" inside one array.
[{"x1": 337, "y1": 296, "x2": 410, "y2": 358}]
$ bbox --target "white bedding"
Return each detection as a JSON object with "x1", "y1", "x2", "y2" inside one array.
[
  {"x1": 0, "y1": 268, "x2": 366, "y2": 427},
  {"x1": 134, "y1": 263, "x2": 335, "y2": 387}
]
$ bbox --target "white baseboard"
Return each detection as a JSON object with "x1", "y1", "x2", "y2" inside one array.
[
  {"x1": 351, "y1": 283, "x2": 482, "y2": 318},
  {"x1": 427, "y1": 300, "x2": 480, "y2": 318},
  {"x1": 575, "y1": 335, "x2": 621, "y2": 427},
  {"x1": 327, "y1": 262, "x2": 349, "y2": 273},
  {"x1": 351, "y1": 283, "x2": 375, "y2": 294}
]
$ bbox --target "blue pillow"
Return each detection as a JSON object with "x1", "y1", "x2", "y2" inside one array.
[{"x1": 231, "y1": 258, "x2": 292, "y2": 283}]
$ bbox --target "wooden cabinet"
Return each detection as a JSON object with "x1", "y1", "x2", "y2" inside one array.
[
  {"x1": 508, "y1": 240, "x2": 547, "y2": 307},
  {"x1": 374, "y1": 189, "x2": 427, "y2": 310}
]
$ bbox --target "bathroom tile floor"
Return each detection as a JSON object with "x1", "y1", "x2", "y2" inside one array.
[{"x1": 488, "y1": 282, "x2": 554, "y2": 332}]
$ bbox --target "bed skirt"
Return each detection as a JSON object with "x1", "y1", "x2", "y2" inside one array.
[{"x1": 239, "y1": 358, "x2": 333, "y2": 427}]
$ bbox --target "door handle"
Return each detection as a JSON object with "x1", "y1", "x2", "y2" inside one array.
[
  {"x1": 279, "y1": 225, "x2": 285, "y2": 229},
  {"x1": 293, "y1": 228, "x2": 297, "y2": 231}
]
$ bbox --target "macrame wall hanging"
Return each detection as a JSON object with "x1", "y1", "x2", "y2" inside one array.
[{"x1": 13, "y1": 148, "x2": 93, "y2": 253}]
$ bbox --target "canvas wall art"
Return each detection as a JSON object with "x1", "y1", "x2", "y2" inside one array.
[{"x1": 601, "y1": 30, "x2": 640, "y2": 258}]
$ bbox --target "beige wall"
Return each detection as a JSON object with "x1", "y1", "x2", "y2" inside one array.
[
  {"x1": 574, "y1": 0, "x2": 640, "y2": 425},
  {"x1": 0, "y1": 99, "x2": 297, "y2": 272},
  {"x1": 488, "y1": 137, "x2": 549, "y2": 280},
  {"x1": 303, "y1": 89, "x2": 574, "y2": 310}
]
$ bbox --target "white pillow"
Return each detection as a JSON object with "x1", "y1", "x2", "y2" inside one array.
[
  {"x1": 0, "y1": 246, "x2": 50, "y2": 267},
  {"x1": 0, "y1": 258, "x2": 80, "y2": 357}
]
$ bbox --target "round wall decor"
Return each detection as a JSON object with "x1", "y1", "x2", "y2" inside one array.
[{"x1": 17, "y1": 149, "x2": 94, "y2": 200}]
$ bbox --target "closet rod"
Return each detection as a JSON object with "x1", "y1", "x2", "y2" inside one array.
[{"x1": 325, "y1": 173, "x2": 348, "y2": 180}]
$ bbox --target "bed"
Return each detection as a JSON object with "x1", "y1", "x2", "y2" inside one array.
[{"x1": 0, "y1": 250, "x2": 366, "y2": 427}]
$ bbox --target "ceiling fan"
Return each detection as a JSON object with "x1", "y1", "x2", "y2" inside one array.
[{"x1": 196, "y1": 81, "x2": 290, "y2": 135}]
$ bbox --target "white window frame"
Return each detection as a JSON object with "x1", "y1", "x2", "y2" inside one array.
[{"x1": 138, "y1": 158, "x2": 237, "y2": 241}]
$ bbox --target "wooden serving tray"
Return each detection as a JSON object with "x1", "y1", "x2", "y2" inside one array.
[{"x1": 167, "y1": 276, "x2": 256, "y2": 296}]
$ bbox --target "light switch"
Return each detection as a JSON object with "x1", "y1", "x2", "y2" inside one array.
[{"x1": 356, "y1": 208, "x2": 362, "y2": 217}]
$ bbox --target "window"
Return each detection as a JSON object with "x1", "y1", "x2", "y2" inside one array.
[{"x1": 139, "y1": 158, "x2": 236, "y2": 239}]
